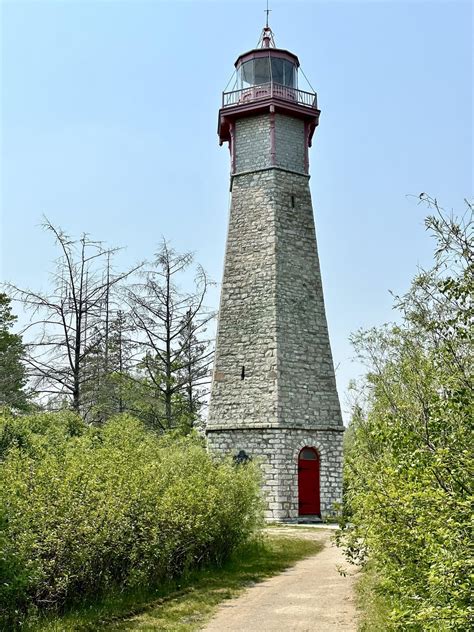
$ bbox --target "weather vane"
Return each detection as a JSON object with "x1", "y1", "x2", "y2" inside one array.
[
  {"x1": 265, "y1": 0, "x2": 271, "y2": 28},
  {"x1": 258, "y1": 0, "x2": 275, "y2": 47}
]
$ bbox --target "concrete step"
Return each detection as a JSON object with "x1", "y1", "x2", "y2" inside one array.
[{"x1": 297, "y1": 515, "x2": 323, "y2": 524}]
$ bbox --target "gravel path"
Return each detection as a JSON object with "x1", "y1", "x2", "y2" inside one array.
[{"x1": 202, "y1": 528, "x2": 358, "y2": 632}]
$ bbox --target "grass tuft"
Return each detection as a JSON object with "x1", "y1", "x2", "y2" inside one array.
[{"x1": 355, "y1": 562, "x2": 395, "y2": 631}]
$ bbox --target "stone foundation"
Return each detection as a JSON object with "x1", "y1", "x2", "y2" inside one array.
[{"x1": 206, "y1": 426, "x2": 343, "y2": 521}]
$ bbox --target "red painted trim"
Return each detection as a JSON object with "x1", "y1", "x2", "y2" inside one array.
[
  {"x1": 269, "y1": 106, "x2": 276, "y2": 166},
  {"x1": 235, "y1": 47, "x2": 300, "y2": 69},
  {"x1": 218, "y1": 99, "x2": 319, "y2": 145},
  {"x1": 229, "y1": 122, "x2": 236, "y2": 173},
  {"x1": 221, "y1": 99, "x2": 318, "y2": 120},
  {"x1": 307, "y1": 120, "x2": 317, "y2": 147},
  {"x1": 303, "y1": 120, "x2": 309, "y2": 174}
]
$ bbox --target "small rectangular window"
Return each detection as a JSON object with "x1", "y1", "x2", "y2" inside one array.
[
  {"x1": 241, "y1": 366, "x2": 245, "y2": 380},
  {"x1": 291, "y1": 195, "x2": 295, "y2": 208}
]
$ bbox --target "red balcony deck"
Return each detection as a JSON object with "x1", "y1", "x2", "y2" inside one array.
[{"x1": 222, "y1": 82, "x2": 318, "y2": 110}]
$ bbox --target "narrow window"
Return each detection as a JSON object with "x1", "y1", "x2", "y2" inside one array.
[
  {"x1": 291, "y1": 195, "x2": 295, "y2": 208},
  {"x1": 241, "y1": 365, "x2": 245, "y2": 380}
]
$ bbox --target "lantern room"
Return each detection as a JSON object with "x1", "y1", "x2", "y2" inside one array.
[
  {"x1": 218, "y1": 26, "x2": 320, "y2": 146},
  {"x1": 235, "y1": 49, "x2": 298, "y2": 91}
]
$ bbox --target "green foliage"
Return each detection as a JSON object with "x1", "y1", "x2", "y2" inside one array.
[
  {"x1": 355, "y1": 562, "x2": 394, "y2": 632},
  {"x1": 96, "y1": 367, "x2": 195, "y2": 434},
  {"x1": 0, "y1": 293, "x2": 28, "y2": 411},
  {"x1": 338, "y1": 198, "x2": 473, "y2": 630},
  {"x1": 0, "y1": 411, "x2": 263, "y2": 628},
  {"x1": 24, "y1": 535, "x2": 322, "y2": 632}
]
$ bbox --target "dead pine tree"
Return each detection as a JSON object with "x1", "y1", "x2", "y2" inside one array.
[
  {"x1": 7, "y1": 219, "x2": 141, "y2": 416},
  {"x1": 89, "y1": 307, "x2": 139, "y2": 420},
  {"x1": 127, "y1": 240, "x2": 214, "y2": 432},
  {"x1": 177, "y1": 307, "x2": 213, "y2": 423}
]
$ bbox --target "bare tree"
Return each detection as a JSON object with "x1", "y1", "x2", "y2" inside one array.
[
  {"x1": 177, "y1": 308, "x2": 212, "y2": 423},
  {"x1": 127, "y1": 240, "x2": 214, "y2": 431},
  {"x1": 85, "y1": 308, "x2": 139, "y2": 421},
  {"x1": 7, "y1": 219, "x2": 141, "y2": 415}
]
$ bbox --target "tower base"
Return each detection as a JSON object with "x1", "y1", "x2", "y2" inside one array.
[{"x1": 206, "y1": 426, "x2": 344, "y2": 521}]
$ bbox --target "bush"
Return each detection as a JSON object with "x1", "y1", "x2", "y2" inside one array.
[
  {"x1": 338, "y1": 199, "x2": 473, "y2": 630},
  {"x1": 0, "y1": 412, "x2": 263, "y2": 627}
]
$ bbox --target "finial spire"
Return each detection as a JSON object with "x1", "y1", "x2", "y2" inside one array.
[
  {"x1": 265, "y1": 0, "x2": 271, "y2": 28},
  {"x1": 259, "y1": 2, "x2": 275, "y2": 49}
]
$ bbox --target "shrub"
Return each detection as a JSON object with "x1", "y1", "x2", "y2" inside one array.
[
  {"x1": 0, "y1": 412, "x2": 263, "y2": 627},
  {"x1": 338, "y1": 200, "x2": 473, "y2": 630}
]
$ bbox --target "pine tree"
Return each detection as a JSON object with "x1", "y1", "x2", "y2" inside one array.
[
  {"x1": 0, "y1": 293, "x2": 28, "y2": 410},
  {"x1": 127, "y1": 241, "x2": 214, "y2": 431}
]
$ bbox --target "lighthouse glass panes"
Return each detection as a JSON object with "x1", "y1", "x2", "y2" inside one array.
[
  {"x1": 270, "y1": 57, "x2": 296, "y2": 86},
  {"x1": 237, "y1": 55, "x2": 297, "y2": 89}
]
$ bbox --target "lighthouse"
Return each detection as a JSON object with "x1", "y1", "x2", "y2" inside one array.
[{"x1": 206, "y1": 25, "x2": 344, "y2": 521}]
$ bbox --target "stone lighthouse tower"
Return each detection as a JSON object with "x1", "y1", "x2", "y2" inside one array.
[{"x1": 206, "y1": 25, "x2": 344, "y2": 521}]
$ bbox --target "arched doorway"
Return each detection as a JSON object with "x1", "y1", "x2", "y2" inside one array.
[{"x1": 298, "y1": 447, "x2": 320, "y2": 516}]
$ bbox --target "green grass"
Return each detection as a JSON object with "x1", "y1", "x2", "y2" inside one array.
[
  {"x1": 23, "y1": 534, "x2": 323, "y2": 632},
  {"x1": 355, "y1": 562, "x2": 394, "y2": 631}
]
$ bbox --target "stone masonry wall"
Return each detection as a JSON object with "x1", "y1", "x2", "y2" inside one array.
[
  {"x1": 207, "y1": 427, "x2": 343, "y2": 521},
  {"x1": 234, "y1": 113, "x2": 305, "y2": 174},
  {"x1": 235, "y1": 115, "x2": 271, "y2": 172},
  {"x1": 274, "y1": 114, "x2": 305, "y2": 173},
  {"x1": 207, "y1": 167, "x2": 342, "y2": 432},
  {"x1": 207, "y1": 169, "x2": 279, "y2": 427},
  {"x1": 207, "y1": 111, "x2": 343, "y2": 520},
  {"x1": 274, "y1": 170, "x2": 342, "y2": 428}
]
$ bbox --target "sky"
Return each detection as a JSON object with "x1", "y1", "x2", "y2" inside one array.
[{"x1": 1, "y1": 0, "x2": 472, "y2": 421}]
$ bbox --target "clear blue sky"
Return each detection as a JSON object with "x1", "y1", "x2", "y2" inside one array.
[{"x1": 1, "y1": 0, "x2": 472, "y2": 420}]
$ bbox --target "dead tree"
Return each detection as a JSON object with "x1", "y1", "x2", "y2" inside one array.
[
  {"x1": 127, "y1": 240, "x2": 214, "y2": 431},
  {"x1": 7, "y1": 219, "x2": 140, "y2": 415},
  {"x1": 177, "y1": 308, "x2": 212, "y2": 422}
]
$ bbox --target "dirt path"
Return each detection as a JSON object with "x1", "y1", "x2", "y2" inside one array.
[{"x1": 202, "y1": 527, "x2": 358, "y2": 632}]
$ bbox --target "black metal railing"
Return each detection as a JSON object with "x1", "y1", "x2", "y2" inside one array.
[{"x1": 222, "y1": 82, "x2": 317, "y2": 109}]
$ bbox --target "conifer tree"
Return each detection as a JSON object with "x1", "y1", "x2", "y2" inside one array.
[
  {"x1": 0, "y1": 293, "x2": 28, "y2": 410},
  {"x1": 127, "y1": 241, "x2": 214, "y2": 431}
]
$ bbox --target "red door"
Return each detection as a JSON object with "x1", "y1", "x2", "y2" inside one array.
[{"x1": 298, "y1": 447, "x2": 320, "y2": 516}]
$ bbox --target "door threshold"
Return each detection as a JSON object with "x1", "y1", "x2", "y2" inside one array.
[{"x1": 297, "y1": 515, "x2": 322, "y2": 523}]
